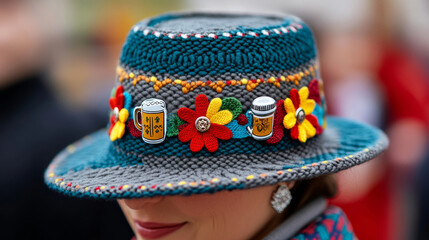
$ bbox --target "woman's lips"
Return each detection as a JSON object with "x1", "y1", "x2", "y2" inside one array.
[{"x1": 135, "y1": 221, "x2": 187, "y2": 239}]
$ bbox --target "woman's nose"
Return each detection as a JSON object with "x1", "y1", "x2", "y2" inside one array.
[{"x1": 122, "y1": 197, "x2": 164, "y2": 210}]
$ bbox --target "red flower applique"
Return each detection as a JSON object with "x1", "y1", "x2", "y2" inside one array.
[
  {"x1": 178, "y1": 94, "x2": 233, "y2": 152},
  {"x1": 266, "y1": 99, "x2": 286, "y2": 144},
  {"x1": 283, "y1": 87, "x2": 321, "y2": 143},
  {"x1": 308, "y1": 79, "x2": 321, "y2": 104}
]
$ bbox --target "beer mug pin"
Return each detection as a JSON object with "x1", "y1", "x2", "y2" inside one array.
[
  {"x1": 133, "y1": 99, "x2": 167, "y2": 144},
  {"x1": 247, "y1": 96, "x2": 276, "y2": 141}
]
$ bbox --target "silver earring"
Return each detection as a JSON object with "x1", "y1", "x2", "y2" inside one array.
[{"x1": 271, "y1": 184, "x2": 292, "y2": 213}]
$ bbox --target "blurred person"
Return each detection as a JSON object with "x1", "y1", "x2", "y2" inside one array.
[
  {"x1": 319, "y1": 1, "x2": 429, "y2": 240},
  {"x1": 44, "y1": 12, "x2": 388, "y2": 240},
  {"x1": 0, "y1": 0, "x2": 132, "y2": 239}
]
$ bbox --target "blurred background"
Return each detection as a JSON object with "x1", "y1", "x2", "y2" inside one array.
[{"x1": 0, "y1": 0, "x2": 428, "y2": 239}]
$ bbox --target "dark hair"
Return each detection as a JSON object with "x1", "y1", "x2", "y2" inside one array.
[{"x1": 283, "y1": 174, "x2": 338, "y2": 217}]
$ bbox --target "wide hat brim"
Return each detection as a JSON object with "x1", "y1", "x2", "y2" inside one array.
[{"x1": 45, "y1": 116, "x2": 388, "y2": 199}]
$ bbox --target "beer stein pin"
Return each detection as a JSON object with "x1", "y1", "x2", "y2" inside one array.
[
  {"x1": 247, "y1": 96, "x2": 276, "y2": 140},
  {"x1": 133, "y1": 99, "x2": 167, "y2": 144}
]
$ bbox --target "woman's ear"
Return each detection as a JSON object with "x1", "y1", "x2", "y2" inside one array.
[{"x1": 285, "y1": 181, "x2": 296, "y2": 189}]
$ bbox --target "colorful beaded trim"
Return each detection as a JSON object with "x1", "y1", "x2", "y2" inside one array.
[
  {"x1": 46, "y1": 145, "x2": 368, "y2": 195},
  {"x1": 116, "y1": 64, "x2": 318, "y2": 93},
  {"x1": 132, "y1": 23, "x2": 303, "y2": 39}
]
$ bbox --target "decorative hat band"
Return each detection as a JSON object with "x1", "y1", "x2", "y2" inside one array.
[{"x1": 109, "y1": 77, "x2": 326, "y2": 153}]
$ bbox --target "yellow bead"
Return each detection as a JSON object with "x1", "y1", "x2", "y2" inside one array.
[
  {"x1": 66, "y1": 145, "x2": 75, "y2": 153},
  {"x1": 301, "y1": 166, "x2": 307, "y2": 169},
  {"x1": 122, "y1": 185, "x2": 130, "y2": 189},
  {"x1": 139, "y1": 186, "x2": 146, "y2": 190},
  {"x1": 48, "y1": 173, "x2": 54, "y2": 177},
  {"x1": 241, "y1": 78, "x2": 248, "y2": 84},
  {"x1": 287, "y1": 169, "x2": 293, "y2": 172},
  {"x1": 349, "y1": 155, "x2": 353, "y2": 158},
  {"x1": 179, "y1": 181, "x2": 187, "y2": 185},
  {"x1": 166, "y1": 183, "x2": 173, "y2": 188},
  {"x1": 100, "y1": 186, "x2": 106, "y2": 190},
  {"x1": 129, "y1": 73, "x2": 135, "y2": 78},
  {"x1": 232, "y1": 178, "x2": 238, "y2": 182},
  {"x1": 246, "y1": 175, "x2": 254, "y2": 180},
  {"x1": 55, "y1": 178, "x2": 60, "y2": 183},
  {"x1": 84, "y1": 187, "x2": 89, "y2": 191},
  {"x1": 150, "y1": 76, "x2": 157, "y2": 82},
  {"x1": 322, "y1": 161, "x2": 328, "y2": 164},
  {"x1": 174, "y1": 79, "x2": 182, "y2": 84},
  {"x1": 280, "y1": 76, "x2": 286, "y2": 81},
  {"x1": 211, "y1": 178, "x2": 219, "y2": 183}
]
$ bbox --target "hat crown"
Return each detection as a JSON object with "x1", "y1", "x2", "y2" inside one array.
[{"x1": 112, "y1": 12, "x2": 325, "y2": 155}]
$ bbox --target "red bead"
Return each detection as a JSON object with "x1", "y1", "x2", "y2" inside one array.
[
  {"x1": 67, "y1": 182, "x2": 72, "y2": 187},
  {"x1": 151, "y1": 184, "x2": 157, "y2": 189},
  {"x1": 111, "y1": 186, "x2": 115, "y2": 189},
  {"x1": 226, "y1": 80, "x2": 231, "y2": 85},
  {"x1": 236, "y1": 114, "x2": 248, "y2": 125},
  {"x1": 206, "y1": 80, "x2": 211, "y2": 85},
  {"x1": 95, "y1": 186, "x2": 100, "y2": 191},
  {"x1": 118, "y1": 185, "x2": 123, "y2": 190},
  {"x1": 252, "y1": 79, "x2": 257, "y2": 83}
]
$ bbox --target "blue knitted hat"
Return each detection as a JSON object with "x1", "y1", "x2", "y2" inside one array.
[{"x1": 45, "y1": 12, "x2": 388, "y2": 199}]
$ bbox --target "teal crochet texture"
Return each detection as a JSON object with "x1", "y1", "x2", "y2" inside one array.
[{"x1": 120, "y1": 13, "x2": 316, "y2": 76}]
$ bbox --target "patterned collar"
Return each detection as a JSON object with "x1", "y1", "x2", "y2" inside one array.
[{"x1": 264, "y1": 198, "x2": 356, "y2": 240}]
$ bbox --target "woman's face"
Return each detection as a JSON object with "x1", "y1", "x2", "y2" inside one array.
[{"x1": 118, "y1": 185, "x2": 278, "y2": 240}]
